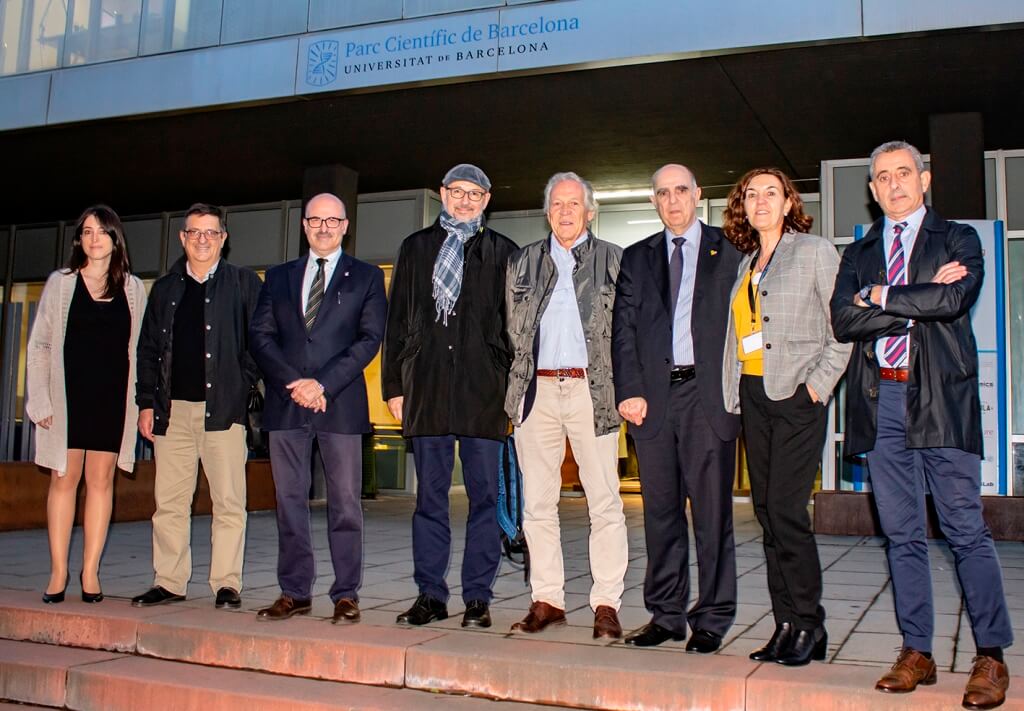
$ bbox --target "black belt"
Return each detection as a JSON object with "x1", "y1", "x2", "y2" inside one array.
[{"x1": 670, "y1": 365, "x2": 696, "y2": 384}]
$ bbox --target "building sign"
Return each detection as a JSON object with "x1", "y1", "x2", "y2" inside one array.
[{"x1": 295, "y1": 0, "x2": 861, "y2": 94}]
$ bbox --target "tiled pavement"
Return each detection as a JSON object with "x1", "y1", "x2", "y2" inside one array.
[{"x1": 1, "y1": 491, "x2": 1023, "y2": 678}]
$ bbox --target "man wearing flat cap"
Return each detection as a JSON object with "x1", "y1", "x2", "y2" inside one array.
[{"x1": 382, "y1": 164, "x2": 518, "y2": 628}]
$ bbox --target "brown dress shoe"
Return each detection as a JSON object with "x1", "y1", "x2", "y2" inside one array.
[
  {"x1": 593, "y1": 605, "x2": 622, "y2": 639},
  {"x1": 510, "y1": 601, "x2": 566, "y2": 633},
  {"x1": 875, "y1": 648, "x2": 937, "y2": 693},
  {"x1": 331, "y1": 598, "x2": 360, "y2": 624},
  {"x1": 257, "y1": 595, "x2": 312, "y2": 620},
  {"x1": 963, "y1": 655, "x2": 1009, "y2": 710}
]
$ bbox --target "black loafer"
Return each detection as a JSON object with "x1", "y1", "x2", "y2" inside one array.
[
  {"x1": 461, "y1": 600, "x2": 492, "y2": 628},
  {"x1": 685, "y1": 629, "x2": 723, "y2": 654},
  {"x1": 396, "y1": 594, "x2": 448, "y2": 625},
  {"x1": 131, "y1": 586, "x2": 186, "y2": 607},
  {"x1": 624, "y1": 621, "x2": 686, "y2": 647},
  {"x1": 215, "y1": 587, "x2": 241, "y2": 609}
]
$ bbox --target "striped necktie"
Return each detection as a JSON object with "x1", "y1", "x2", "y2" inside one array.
[
  {"x1": 304, "y1": 257, "x2": 327, "y2": 331},
  {"x1": 881, "y1": 222, "x2": 909, "y2": 367}
]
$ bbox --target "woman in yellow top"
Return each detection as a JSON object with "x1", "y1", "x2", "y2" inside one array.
[{"x1": 721, "y1": 168, "x2": 851, "y2": 666}]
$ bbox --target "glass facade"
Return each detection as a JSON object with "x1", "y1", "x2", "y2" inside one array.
[
  {"x1": 308, "y1": 0, "x2": 402, "y2": 32},
  {"x1": 64, "y1": 0, "x2": 143, "y2": 67},
  {"x1": 140, "y1": 0, "x2": 222, "y2": 55},
  {"x1": 0, "y1": 0, "x2": 66, "y2": 75},
  {"x1": 220, "y1": 0, "x2": 307, "y2": 44},
  {"x1": 1010, "y1": 240, "x2": 1024, "y2": 435}
]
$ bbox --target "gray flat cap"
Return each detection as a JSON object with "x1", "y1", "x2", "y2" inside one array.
[{"x1": 443, "y1": 163, "x2": 491, "y2": 191}]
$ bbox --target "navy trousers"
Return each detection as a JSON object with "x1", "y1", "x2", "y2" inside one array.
[
  {"x1": 867, "y1": 380, "x2": 1012, "y2": 652},
  {"x1": 269, "y1": 428, "x2": 363, "y2": 603},
  {"x1": 634, "y1": 377, "x2": 737, "y2": 637},
  {"x1": 411, "y1": 435, "x2": 502, "y2": 604}
]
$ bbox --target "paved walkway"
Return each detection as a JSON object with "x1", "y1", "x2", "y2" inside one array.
[{"x1": 1, "y1": 492, "x2": 1021, "y2": 677}]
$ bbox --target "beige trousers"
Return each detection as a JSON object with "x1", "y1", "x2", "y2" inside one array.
[
  {"x1": 514, "y1": 376, "x2": 628, "y2": 611},
  {"x1": 152, "y1": 400, "x2": 247, "y2": 595}
]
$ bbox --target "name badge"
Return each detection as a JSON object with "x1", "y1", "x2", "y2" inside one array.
[{"x1": 742, "y1": 331, "x2": 763, "y2": 355}]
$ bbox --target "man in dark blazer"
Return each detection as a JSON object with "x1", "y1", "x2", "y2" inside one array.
[
  {"x1": 612, "y1": 164, "x2": 742, "y2": 651},
  {"x1": 831, "y1": 141, "x2": 1011, "y2": 708},
  {"x1": 382, "y1": 164, "x2": 517, "y2": 629},
  {"x1": 249, "y1": 192, "x2": 387, "y2": 624}
]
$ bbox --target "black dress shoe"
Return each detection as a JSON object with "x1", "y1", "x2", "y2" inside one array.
[
  {"x1": 215, "y1": 587, "x2": 241, "y2": 609},
  {"x1": 81, "y1": 573, "x2": 103, "y2": 604},
  {"x1": 685, "y1": 629, "x2": 723, "y2": 654},
  {"x1": 461, "y1": 600, "x2": 491, "y2": 628},
  {"x1": 750, "y1": 622, "x2": 793, "y2": 662},
  {"x1": 776, "y1": 627, "x2": 827, "y2": 666},
  {"x1": 624, "y1": 622, "x2": 686, "y2": 647},
  {"x1": 396, "y1": 594, "x2": 448, "y2": 625},
  {"x1": 132, "y1": 586, "x2": 186, "y2": 607}
]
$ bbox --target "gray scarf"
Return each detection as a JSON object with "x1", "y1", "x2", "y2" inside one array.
[{"x1": 432, "y1": 210, "x2": 482, "y2": 326}]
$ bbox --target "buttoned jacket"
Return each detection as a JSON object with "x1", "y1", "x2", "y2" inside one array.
[{"x1": 722, "y1": 232, "x2": 851, "y2": 414}]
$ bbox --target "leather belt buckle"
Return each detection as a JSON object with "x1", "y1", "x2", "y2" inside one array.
[
  {"x1": 670, "y1": 365, "x2": 696, "y2": 384},
  {"x1": 536, "y1": 367, "x2": 586, "y2": 380},
  {"x1": 879, "y1": 367, "x2": 909, "y2": 382}
]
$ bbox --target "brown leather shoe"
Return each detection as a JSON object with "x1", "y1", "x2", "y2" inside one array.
[
  {"x1": 593, "y1": 605, "x2": 622, "y2": 639},
  {"x1": 257, "y1": 595, "x2": 312, "y2": 621},
  {"x1": 331, "y1": 598, "x2": 360, "y2": 624},
  {"x1": 510, "y1": 601, "x2": 566, "y2": 634},
  {"x1": 875, "y1": 648, "x2": 937, "y2": 693},
  {"x1": 962, "y1": 655, "x2": 1009, "y2": 710}
]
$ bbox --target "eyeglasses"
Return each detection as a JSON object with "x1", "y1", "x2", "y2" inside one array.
[
  {"x1": 304, "y1": 216, "x2": 346, "y2": 229},
  {"x1": 183, "y1": 229, "x2": 223, "y2": 241},
  {"x1": 445, "y1": 187, "x2": 487, "y2": 202}
]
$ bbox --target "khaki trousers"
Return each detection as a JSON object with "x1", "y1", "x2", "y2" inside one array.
[
  {"x1": 514, "y1": 376, "x2": 627, "y2": 611},
  {"x1": 152, "y1": 400, "x2": 247, "y2": 595}
]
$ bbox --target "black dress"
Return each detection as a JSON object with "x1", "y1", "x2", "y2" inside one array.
[{"x1": 64, "y1": 274, "x2": 131, "y2": 453}]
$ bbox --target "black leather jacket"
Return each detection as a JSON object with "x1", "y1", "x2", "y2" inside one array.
[{"x1": 830, "y1": 209, "x2": 983, "y2": 456}]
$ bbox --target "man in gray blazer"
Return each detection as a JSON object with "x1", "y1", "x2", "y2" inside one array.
[{"x1": 612, "y1": 164, "x2": 742, "y2": 651}]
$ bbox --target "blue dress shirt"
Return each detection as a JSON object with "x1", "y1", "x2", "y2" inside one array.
[
  {"x1": 665, "y1": 220, "x2": 702, "y2": 366},
  {"x1": 538, "y1": 232, "x2": 589, "y2": 369}
]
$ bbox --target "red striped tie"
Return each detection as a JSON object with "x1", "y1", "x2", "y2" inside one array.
[{"x1": 882, "y1": 222, "x2": 909, "y2": 366}]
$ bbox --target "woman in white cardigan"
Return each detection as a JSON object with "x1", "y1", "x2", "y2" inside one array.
[{"x1": 26, "y1": 205, "x2": 146, "y2": 603}]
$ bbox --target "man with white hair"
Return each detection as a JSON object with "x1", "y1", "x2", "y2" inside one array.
[{"x1": 504, "y1": 172, "x2": 628, "y2": 640}]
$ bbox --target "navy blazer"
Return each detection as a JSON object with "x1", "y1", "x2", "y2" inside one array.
[
  {"x1": 249, "y1": 252, "x2": 387, "y2": 434},
  {"x1": 612, "y1": 223, "x2": 742, "y2": 442}
]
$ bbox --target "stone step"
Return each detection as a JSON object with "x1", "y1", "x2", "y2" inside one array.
[
  {"x1": 65, "y1": 655, "x2": 544, "y2": 710},
  {"x1": 135, "y1": 606, "x2": 445, "y2": 685},
  {"x1": 1, "y1": 589, "x2": 1022, "y2": 711},
  {"x1": 0, "y1": 638, "x2": 121, "y2": 707}
]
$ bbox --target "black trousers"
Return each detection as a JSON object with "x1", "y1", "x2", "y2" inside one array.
[
  {"x1": 739, "y1": 375, "x2": 827, "y2": 630},
  {"x1": 634, "y1": 377, "x2": 737, "y2": 637}
]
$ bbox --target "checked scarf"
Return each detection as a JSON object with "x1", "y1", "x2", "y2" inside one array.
[{"x1": 432, "y1": 210, "x2": 482, "y2": 326}]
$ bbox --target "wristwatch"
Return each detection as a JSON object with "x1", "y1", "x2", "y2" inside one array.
[{"x1": 859, "y1": 284, "x2": 878, "y2": 307}]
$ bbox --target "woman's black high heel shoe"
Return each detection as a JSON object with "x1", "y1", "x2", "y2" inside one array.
[
  {"x1": 750, "y1": 622, "x2": 793, "y2": 662},
  {"x1": 80, "y1": 573, "x2": 104, "y2": 603},
  {"x1": 42, "y1": 573, "x2": 69, "y2": 604},
  {"x1": 776, "y1": 626, "x2": 827, "y2": 666}
]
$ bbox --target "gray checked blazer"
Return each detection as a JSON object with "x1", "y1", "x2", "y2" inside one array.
[{"x1": 722, "y1": 231, "x2": 851, "y2": 413}]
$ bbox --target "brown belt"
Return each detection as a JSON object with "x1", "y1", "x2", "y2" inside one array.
[
  {"x1": 879, "y1": 367, "x2": 909, "y2": 382},
  {"x1": 536, "y1": 368, "x2": 586, "y2": 379}
]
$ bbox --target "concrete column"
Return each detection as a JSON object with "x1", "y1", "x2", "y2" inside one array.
[
  {"x1": 928, "y1": 112, "x2": 985, "y2": 219},
  {"x1": 302, "y1": 164, "x2": 359, "y2": 254}
]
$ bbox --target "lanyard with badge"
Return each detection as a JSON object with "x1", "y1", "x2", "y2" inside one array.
[{"x1": 741, "y1": 247, "x2": 776, "y2": 355}]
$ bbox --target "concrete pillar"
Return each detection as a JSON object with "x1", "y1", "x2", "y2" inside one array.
[
  {"x1": 302, "y1": 164, "x2": 359, "y2": 254},
  {"x1": 928, "y1": 112, "x2": 985, "y2": 219}
]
